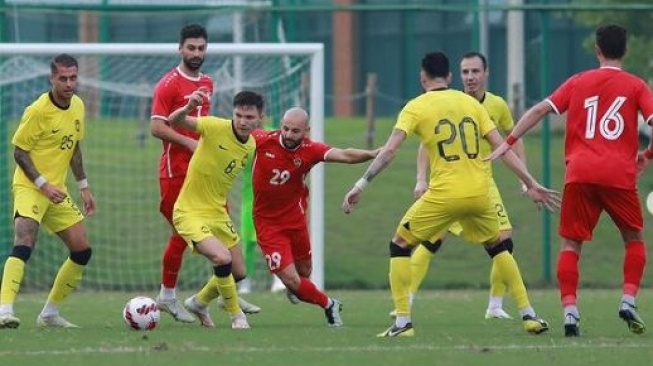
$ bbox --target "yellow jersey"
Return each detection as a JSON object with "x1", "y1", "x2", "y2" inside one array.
[
  {"x1": 174, "y1": 117, "x2": 255, "y2": 215},
  {"x1": 12, "y1": 92, "x2": 85, "y2": 190},
  {"x1": 395, "y1": 88, "x2": 496, "y2": 198}
]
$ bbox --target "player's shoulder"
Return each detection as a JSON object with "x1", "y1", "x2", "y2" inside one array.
[{"x1": 483, "y1": 91, "x2": 508, "y2": 105}]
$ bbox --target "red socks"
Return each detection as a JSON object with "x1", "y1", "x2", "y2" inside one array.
[
  {"x1": 294, "y1": 277, "x2": 329, "y2": 308},
  {"x1": 161, "y1": 235, "x2": 187, "y2": 288},
  {"x1": 557, "y1": 250, "x2": 580, "y2": 306},
  {"x1": 623, "y1": 241, "x2": 646, "y2": 297}
]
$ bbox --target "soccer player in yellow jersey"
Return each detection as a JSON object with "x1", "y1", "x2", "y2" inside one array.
[
  {"x1": 342, "y1": 52, "x2": 559, "y2": 337},
  {"x1": 167, "y1": 89, "x2": 263, "y2": 329},
  {"x1": 0, "y1": 54, "x2": 96, "y2": 329},
  {"x1": 403, "y1": 52, "x2": 527, "y2": 320}
]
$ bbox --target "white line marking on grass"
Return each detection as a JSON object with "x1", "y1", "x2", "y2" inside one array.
[{"x1": 1, "y1": 342, "x2": 651, "y2": 356}]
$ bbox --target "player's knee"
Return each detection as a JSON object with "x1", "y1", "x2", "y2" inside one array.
[
  {"x1": 70, "y1": 247, "x2": 92, "y2": 265},
  {"x1": 389, "y1": 241, "x2": 412, "y2": 257},
  {"x1": 421, "y1": 239, "x2": 443, "y2": 254},
  {"x1": 484, "y1": 240, "x2": 509, "y2": 258},
  {"x1": 502, "y1": 238, "x2": 514, "y2": 254},
  {"x1": 10, "y1": 245, "x2": 33, "y2": 263},
  {"x1": 213, "y1": 262, "x2": 233, "y2": 278}
]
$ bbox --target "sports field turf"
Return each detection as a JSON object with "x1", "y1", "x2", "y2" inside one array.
[{"x1": 0, "y1": 289, "x2": 651, "y2": 366}]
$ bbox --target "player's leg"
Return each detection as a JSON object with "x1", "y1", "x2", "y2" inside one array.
[
  {"x1": 221, "y1": 243, "x2": 261, "y2": 314},
  {"x1": 603, "y1": 186, "x2": 647, "y2": 334},
  {"x1": 0, "y1": 188, "x2": 48, "y2": 329},
  {"x1": 558, "y1": 183, "x2": 601, "y2": 336},
  {"x1": 485, "y1": 183, "x2": 514, "y2": 319},
  {"x1": 156, "y1": 177, "x2": 194, "y2": 323},
  {"x1": 379, "y1": 197, "x2": 449, "y2": 337},
  {"x1": 462, "y1": 196, "x2": 548, "y2": 334},
  {"x1": 186, "y1": 217, "x2": 249, "y2": 329}
]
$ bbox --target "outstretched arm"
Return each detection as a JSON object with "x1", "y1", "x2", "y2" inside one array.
[
  {"x1": 342, "y1": 129, "x2": 407, "y2": 213},
  {"x1": 486, "y1": 100, "x2": 553, "y2": 161},
  {"x1": 486, "y1": 129, "x2": 560, "y2": 212},
  {"x1": 325, "y1": 147, "x2": 380, "y2": 164}
]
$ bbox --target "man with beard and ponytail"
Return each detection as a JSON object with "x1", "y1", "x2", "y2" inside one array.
[
  {"x1": 150, "y1": 24, "x2": 260, "y2": 326},
  {"x1": 251, "y1": 107, "x2": 379, "y2": 327}
]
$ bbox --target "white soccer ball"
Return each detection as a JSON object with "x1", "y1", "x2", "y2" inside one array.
[{"x1": 123, "y1": 296, "x2": 160, "y2": 330}]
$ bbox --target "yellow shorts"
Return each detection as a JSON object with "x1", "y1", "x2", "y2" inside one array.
[
  {"x1": 396, "y1": 191, "x2": 499, "y2": 245},
  {"x1": 13, "y1": 186, "x2": 84, "y2": 233},
  {"x1": 449, "y1": 180, "x2": 512, "y2": 236},
  {"x1": 173, "y1": 210, "x2": 240, "y2": 250}
]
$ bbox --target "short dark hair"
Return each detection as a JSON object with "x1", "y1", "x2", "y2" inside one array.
[
  {"x1": 234, "y1": 91, "x2": 265, "y2": 113},
  {"x1": 50, "y1": 53, "x2": 78, "y2": 74},
  {"x1": 461, "y1": 51, "x2": 488, "y2": 70},
  {"x1": 421, "y1": 52, "x2": 450, "y2": 79},
  {"x1": 595, "y1": 24, "x2": 627, "y2": 60},
  {"x1": 179, "y1": 24, "x2": 208, "y2": 46}
]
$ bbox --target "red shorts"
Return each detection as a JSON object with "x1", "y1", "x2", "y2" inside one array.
[
  {"x1": 255, "y1": 222, "x2": 311, "y2": 274},
  {"x1": 159, "y1": 176, "x2": 186, "y2": 224},
  {"x1": 559, "y1": 182, "x2": 643, "y2": 242}
]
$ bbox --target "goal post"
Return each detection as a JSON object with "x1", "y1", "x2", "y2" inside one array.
[{"x1": 0, "y1": 43, "x2": 326, "y2": 290}]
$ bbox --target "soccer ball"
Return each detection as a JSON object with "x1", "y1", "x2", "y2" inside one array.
[{"x1": 123, "y1": 296, "x2": 160, "y2": 330}]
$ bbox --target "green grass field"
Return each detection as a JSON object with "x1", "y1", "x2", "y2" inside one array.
[{"x1": 0, "y1": 290, "x2": 651, "y2": 366}]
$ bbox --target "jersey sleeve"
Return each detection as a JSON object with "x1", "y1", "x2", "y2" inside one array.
[
  {"x1": 394, "y1": 100, "x2": 420, "y2": 136},
  {"x1": 309, "y1": 141, "x2": 332, "y2": 163},
  {"x1": 496, "y1": 98, "x2": 514, "y2": 132},
  {"x1": 151, "y1": 81, "x2": 176, "y2": 120},
  {"x1": 77, "y1": 98, "x2": 86, "y2": 141},
  {"x1": 547, "y1": 74, "x2": 577, "y2": 115},
  {"x1": 477, "y1": 105, "x2": 497, "y2": 138},
  {"x1": 636, "y1": 81, "x2": 653, "y2": 123},
  {"x1": 11, "y1": 106, "x2": 43, "y2": 151}
]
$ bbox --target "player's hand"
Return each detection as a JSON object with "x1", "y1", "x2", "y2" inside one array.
[
  {"x1": 342, "y1": 186, "x2": 363, "y2": 214},
  {"x1": 524, "y1": 182, "x2": 561, "y2": 213},
  {"x1": 186, "y1": 88, "x2": 209, "y2": 110},
  {"x1": 414, "y1": 179, "x2": 428, "y2": 199},
  {"x1": 41, "y1": 183, "x2": 67, "y2": 204},
  {"x1": 484, "y1": 142, "x2": 511, "y2": 162},
  {"x1": 80, "y1": 187, "x2": 96, "y2": 216}
]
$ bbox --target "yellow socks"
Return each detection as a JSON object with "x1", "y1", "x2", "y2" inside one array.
[
  {"x1": 492, "y1": 251, "x2": 530, "y2": 309},
  {"x1": 409, "y1": 244, "x2": 435, "y2": 294},
  {"x1": 196, "y1": 276, "x2": 221, "y2": 306},
  {"x1": 390, "y1": 257, "x2": 412, "y2": 316},
  {"x1": 0, "y1": 257, "x2": 26, "y2": 307},
  {"x1": 46, "y1": 258, "x2": 84, "y2": 305}
]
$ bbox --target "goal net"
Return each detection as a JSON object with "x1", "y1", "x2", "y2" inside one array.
[{"x1": 0, "y1": 43, "x2": 325, "y2": 291}]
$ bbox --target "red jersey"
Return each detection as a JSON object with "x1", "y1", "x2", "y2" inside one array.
[
  {"x1": 252, "y1": 130, "x2": 332, "y2": 227},
  {"x1": 151, "y1": 66, "x2": 213, "y2": 178},
  {"x1": 547, "y1": 67, "x2": 653, "y2": 189}
]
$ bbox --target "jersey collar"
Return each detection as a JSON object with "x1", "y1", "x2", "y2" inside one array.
[{"x1": 176, "y1": 66, "x2": 203, "y2": 82}]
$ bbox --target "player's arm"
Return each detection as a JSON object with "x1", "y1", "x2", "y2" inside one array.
[
  {"x1": 168, "y1": 90, "x2": 207, "y2": 132},
  {"x1": 414, "y1": 143, "x2": 429, "y2": 198},
  {"x1": 70, "y1": 143, "x2": 96, "y2": 216},
  {"x1": 486, "y1": 100, "x2": 553, "y2": 161},
  {"x1": 342, "y1": 129, "x2": 406, "y2": 214},
  {"x1": 151, "y1": 117, "x2": 198, "y2": 152},
  {"x1": 324, "y1": 147, "x2": 380, "y2": 164},
  {"x1": 486, "y1": 129, "x2": 560, "y2": 212},
  {"x1": 13, "y1": 146, "x2": 67, "y2": 203}
]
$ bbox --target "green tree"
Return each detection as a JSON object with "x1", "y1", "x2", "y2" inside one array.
[{"x1": 572, "y1": 0, "x2": 653, "y2": 82}]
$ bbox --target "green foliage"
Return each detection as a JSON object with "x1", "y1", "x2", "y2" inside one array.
[
  {"x1": 572, "y1": 0, "x2": 653, "y2": 81},
  {"x1": 1, "y1": 290, "x2": 652, "y2": 366}
]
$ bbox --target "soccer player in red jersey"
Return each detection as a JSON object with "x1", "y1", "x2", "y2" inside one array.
[
  {"x1": 251, "y1": 107, "x2": 378, "y2": 327},
  {"x1": 488, "y1": 24, "x2": 653, "y2": 337},
  {"x1": 150, "y1": 24, "x2": 259, "y2": 324}
]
